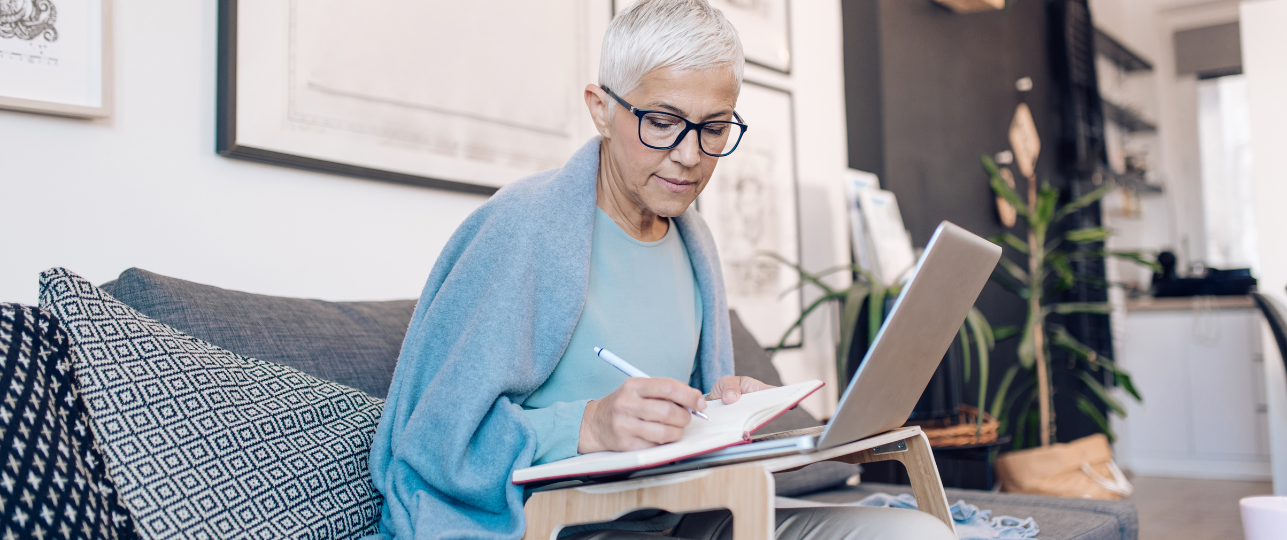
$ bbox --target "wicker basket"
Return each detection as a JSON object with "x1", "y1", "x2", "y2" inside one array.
[{"x1": 907, "y1": 405, "x2": 999, "y2": 447}]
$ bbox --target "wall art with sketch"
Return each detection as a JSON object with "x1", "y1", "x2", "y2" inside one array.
[
  {"x1": 698, "y1": 81, "x2": 802, "y2": 348},
  {"x1": 0, "y1": 0, "x2": 111, "y2": 118},
  {"x1": 218, "y1": 0, "x2": 604, "y2": 195}
]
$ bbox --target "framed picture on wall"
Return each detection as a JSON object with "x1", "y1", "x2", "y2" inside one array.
[
  {"x1": 217, "y1": 0, "x2": 603, "y2": 195},
  {"x1": 0, "y1": 0, "x2": 113, "y2": 118},
  {"x1": 709, "y1": 0, "x2": 791, "y2": 73},
  {"x1": 698, "y1": 80, "x2": 803, "y2": 349},
  {"x1": 613, "y1": 0, "x2": 792, "y2": 73}
]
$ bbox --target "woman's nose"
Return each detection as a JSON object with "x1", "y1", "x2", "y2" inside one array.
[{"x1": 669, "y1": 129, "x2": 702, "y2": 167}]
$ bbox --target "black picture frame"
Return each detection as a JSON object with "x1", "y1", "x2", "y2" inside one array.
[{"x1": 216, "y1": 0, "x2": 501, "y2": 196}]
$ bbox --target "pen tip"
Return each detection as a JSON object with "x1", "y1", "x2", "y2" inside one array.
[
  {"x1": 695, "y1": 410, "x2": 710, "y2": 420},
  {"x1": 593, "y1": 347, "x2": 601, "y2": 355}
]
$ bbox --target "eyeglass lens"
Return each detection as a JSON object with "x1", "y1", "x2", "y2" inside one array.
[{"x1": 639, "y1": 112, "x2": 745, "y2": 156}]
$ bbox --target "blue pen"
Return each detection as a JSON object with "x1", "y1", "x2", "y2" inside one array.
[{"x1": 594, "y1": 347, "x2": 710, "y2": 420}]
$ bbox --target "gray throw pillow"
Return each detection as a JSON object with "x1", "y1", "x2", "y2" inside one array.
[
  {"x1": 100, "y1": 268, "x2": 414, "y2": 398},
  {"x1": 41, "y1": 268, "x2": 384, "y2": 539}
]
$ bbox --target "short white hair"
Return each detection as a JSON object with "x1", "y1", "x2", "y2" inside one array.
[{"x1": 599, "y1": 0, "x2": 744, "y2": 104}]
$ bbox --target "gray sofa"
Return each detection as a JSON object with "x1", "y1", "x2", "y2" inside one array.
[{"x1": 99, "y1": 268, "x2": 1138, "y2": 540}]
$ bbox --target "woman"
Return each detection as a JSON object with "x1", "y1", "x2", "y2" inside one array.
[{"x1": 368, "y1": 2, "x2": 955, "y2": 539}]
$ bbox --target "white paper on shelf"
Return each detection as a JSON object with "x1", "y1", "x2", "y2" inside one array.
[
  {"x1": 855, "y1": 189, "x2": 916, "y2": 287},
  {"x1": 843, "y1": 170, "x2": 881, "y2": 275}
]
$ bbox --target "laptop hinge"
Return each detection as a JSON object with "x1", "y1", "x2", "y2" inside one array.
[{"x1": 871, "y1": 440, "x2": 908, "y2": 455}]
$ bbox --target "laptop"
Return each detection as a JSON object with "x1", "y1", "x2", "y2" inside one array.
[{"x1": 612, "y1": 221, "x2": 1002, "y2": 479}]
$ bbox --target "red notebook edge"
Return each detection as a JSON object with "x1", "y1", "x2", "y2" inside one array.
[{"x1": 512, "y1": 381, "x2": 825, "y2": 485}]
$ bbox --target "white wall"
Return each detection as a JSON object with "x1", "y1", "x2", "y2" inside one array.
[
  {"x1": 0, "y1": 0, "x2": 852, "y2": 415},
  {"x1": 750, "y1": 0, "x2": 852, "y2": 418},
  {"x1": 0, "y1": 0, "x2": 489, "y2": 305},
  {"x1": 1241, "y1": 0, "x2": 1287, "y2": 495}
]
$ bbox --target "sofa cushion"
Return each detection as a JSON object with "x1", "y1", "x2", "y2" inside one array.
[
  {"x1": 0, "y1": 304, "x2": 138, "y2": 539},
  {"x1": 41, "y1": 268, "x2": 384, "y2": 540},
  {"x1": 802, "y1": 483, "x2": 1138, "y2": 540},
  {"x1": 100, "y1": 268, "x2": 413, "y2": 399}
]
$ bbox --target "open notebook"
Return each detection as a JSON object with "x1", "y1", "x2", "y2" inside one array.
[{"x1": 512, "y1": 380, "x2": 823, "y2": 484}]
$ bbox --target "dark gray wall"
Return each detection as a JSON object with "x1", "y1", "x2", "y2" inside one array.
[{"x1": 843, "y1": 0, "x2": 1102, "y2": 446}]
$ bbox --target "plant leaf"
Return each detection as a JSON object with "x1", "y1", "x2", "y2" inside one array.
[
  {"x1": 1079, "y1": 370, "x2": 1127, "y2": 417},
  {"x1": 759, "y1": 251, "x2": 836, "y2": 296},
  {"x1": 1065, "y1": 227, "x2": 1112, "y2": 243},
  {"x1": 996, "y1": 255, "x2": 1030, "y2": 283},
  {"x1": 990, "y1": 365, "x2": 1021, "y2": 420},
  {"x1": 835, "y1": 283, "x2": 870, "y2": 387},
  {"x1": 992, "y1": 325, "x2": 1021, "y2": 341},
  {"x1": 1053, "y1": 183, "x2": 1114, "y2": 223},
  {"x1": 983, "y1": 155, "x2": 1029, "y2": 221},
  {"x1": 967, "y1": 307, "x2": 995, "y2": 349},
  {"x1": 968, "y1": 310, "x2": 992, "y2": 438},
  {"x1": 1109, "y1": 251, "x2": 1162, "y2": 273},
  {"x1": 1114, "y1": 370, "x2": 1143, "y2": 403},
  {"x1": 1049, "y1": 325, "x2": 1099, "y2": 362},
  {"x1": 867, "y1": 285, "x2": 887, "y2": 349},
  {"x1": 1016, "y1": 309, "x2": 1041, "y2": 369},
  {"x1": 1034, "y1": 183, "x2": 1059, "y2": 226},
  {"x1": 1076, "y1": 395, "x2": 1115, "y2": 443},
  {"x1": 772, "y1": 290, "x2": 847, "y2": 352},
  {"x1": 1046, "y1": 302, "x2": 1113, "y2": 315},
  {"x1": 989, "y1": 269, "x2": 1029, "y2": 297},
  {"x1": 960, "y1": 325, "x2": 972, "y2": 383},
  {"x1": 989, "y1": 233, "x2": 1030, "y2": 254},
  {"x1": 1045, "y1": 251, "x2": 1077, "y2": 294}
]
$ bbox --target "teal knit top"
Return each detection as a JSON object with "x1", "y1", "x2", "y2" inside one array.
[{"x1": 519, "y1": 207, "x2": 703, "y2": 465}]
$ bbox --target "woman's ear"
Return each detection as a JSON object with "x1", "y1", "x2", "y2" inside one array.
[{"x1": 584, "y1": 85, "x2": 612, "y2": 139}]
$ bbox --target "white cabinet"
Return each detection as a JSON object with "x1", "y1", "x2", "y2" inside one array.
[{"x1": 1113, "y1": 296, "x2": 1272, "y2": 480}]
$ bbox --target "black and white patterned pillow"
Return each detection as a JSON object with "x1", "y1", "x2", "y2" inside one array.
[
  {"x1": 39, "y1": 269, "x2": 385, "y2": 539},
  {"x1": 0, "y1": 303, "x2": 137, "y2": 539}
]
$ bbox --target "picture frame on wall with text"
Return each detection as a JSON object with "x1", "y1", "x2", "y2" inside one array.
[
  {"x1": 217, "y1": 0, "x2": 603, "y2": 195},
  {"x1": 0, "y1": 0, "x2": 113, "y2": 118},
  {"x1": 697, "y1": 80, "x2": 803, "y2": 349}
]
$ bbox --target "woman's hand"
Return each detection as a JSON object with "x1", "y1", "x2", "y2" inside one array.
[
  {"x1": 706, "y1": 375, "x2": 774, "y2": 404},
  {"x1": 578, "y1": 378, "x2": 706, "y2": 454}
]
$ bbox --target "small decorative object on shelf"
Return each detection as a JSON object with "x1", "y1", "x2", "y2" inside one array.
[{"x1": 933, "y1": 0, "x2": 1005, "y2": 13}]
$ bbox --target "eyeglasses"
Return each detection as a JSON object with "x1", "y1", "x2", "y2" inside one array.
[{"x1": 602, "y1": 86, "x2": 748, "y2": 157}]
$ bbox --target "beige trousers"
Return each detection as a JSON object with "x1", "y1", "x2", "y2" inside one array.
[{"x1": 563, "y1": 506, "x2": 956, "y2": 540}]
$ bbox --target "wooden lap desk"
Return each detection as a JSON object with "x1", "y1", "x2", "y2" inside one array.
[{"x1": 523, "y1": 426, "x2": 954, "y2": 540}]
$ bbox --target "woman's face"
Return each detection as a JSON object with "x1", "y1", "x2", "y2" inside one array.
[{"x1": 592, "y1": 66, "x2": 739, "y2": 218}]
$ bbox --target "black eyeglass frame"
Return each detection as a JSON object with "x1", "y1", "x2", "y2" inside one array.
[{"x1": 602, "y1": 86, "x2": 748, "y2": 157}]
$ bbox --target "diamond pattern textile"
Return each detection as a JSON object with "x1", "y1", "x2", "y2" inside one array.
[
  {"x1": 38, "y1": 269, "x2": 385, "y2": 539},
  {"x1": 0, "y1": 303, "x2": 137, "y2": 539}
]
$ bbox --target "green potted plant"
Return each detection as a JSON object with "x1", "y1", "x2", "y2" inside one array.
[{"x1": 981, "y1": 154, "x2": 1157, "y2": 448}]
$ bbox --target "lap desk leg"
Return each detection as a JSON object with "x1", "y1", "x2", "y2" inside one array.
[{"x1": 523, "y1": 428, "x2": 954, "y2": 539}]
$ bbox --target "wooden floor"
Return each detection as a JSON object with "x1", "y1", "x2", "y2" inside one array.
[{"x1": 1132, "y1": 476, "x2": 1273, "y2": 540}]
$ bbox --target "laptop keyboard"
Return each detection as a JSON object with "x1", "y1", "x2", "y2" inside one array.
[{"x1": 749, "y1": 425, "x2": 826, "y2": 442}]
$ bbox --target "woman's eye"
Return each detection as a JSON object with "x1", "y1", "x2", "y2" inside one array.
[
  {"x1": 703, "y1": 125, "x2": 728, "y2": 136},
  {"x1": 648, "y1": 118, "x2": 678, "y2": 129}
]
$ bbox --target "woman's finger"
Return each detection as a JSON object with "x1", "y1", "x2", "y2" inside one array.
[{"x1": 631, "y1": 378, "x2": 704, "y2": 411}]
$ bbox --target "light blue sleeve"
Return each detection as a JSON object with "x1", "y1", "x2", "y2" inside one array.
[{"x1": 519, "y1": 399, "x2": 591, "y2": 465}]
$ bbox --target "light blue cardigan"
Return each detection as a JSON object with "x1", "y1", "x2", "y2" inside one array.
[{"x1": 367, "y1": 137, "x2": 735, "y2": 540}]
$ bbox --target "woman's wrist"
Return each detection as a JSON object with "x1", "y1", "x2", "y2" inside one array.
[{"x1": 577, "y1": 399, "x2": 604, "y2": 454}]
